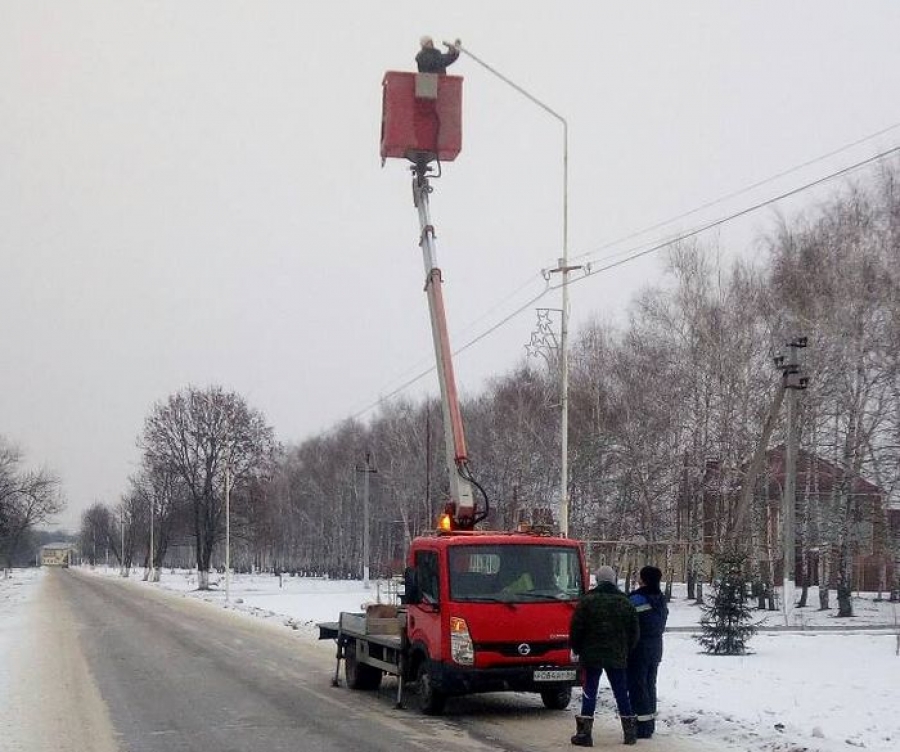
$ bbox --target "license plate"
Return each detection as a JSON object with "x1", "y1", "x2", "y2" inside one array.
[{"x1": 534, "y1": 669, "x2": 576, "y2": 682}]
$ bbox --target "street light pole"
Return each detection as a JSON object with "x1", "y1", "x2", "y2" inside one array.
[
  {"x1": 453, "y1": 43, "x2": 573, "y2": 535},
  {"x1": 120, "y1": 508, "x2": 125, "y2": 577},
  {"x1": 225, "y1": 462, "x2": 231, "y2": 603},
  {"x1": 149, "y1": 491, "x2": 154, "y2": 582}
]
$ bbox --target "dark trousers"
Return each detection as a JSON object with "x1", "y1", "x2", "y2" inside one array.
[
  {"x1": 627, "y1": 658, "x2": 659, "y2": 721},
  {"x1": 579, "y1": 665, "x2": 633, "y2": 717}
]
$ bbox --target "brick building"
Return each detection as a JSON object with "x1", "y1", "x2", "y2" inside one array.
[{"x1": 679, "y1": 448, "x2": 898, "y2": 591}]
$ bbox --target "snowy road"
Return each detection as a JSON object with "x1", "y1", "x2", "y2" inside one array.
[
  {"x1": 15, "y1": 569, "x2": 490, "y2": 752},
  {"x1": 2, "y1": 569, "x2": 718, "y2": 752}
]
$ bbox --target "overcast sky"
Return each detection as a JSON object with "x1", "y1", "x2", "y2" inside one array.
[{"x1": 3, "y1": 2, "x2": 899, "y2": 530}]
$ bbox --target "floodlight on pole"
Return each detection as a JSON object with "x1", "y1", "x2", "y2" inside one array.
[{"x1": 452, "y1": 42, "x2": 573, "y2": 536}]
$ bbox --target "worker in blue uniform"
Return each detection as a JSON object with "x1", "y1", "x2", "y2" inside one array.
[
  {"x1": 627, "y1": 566, "x2": 669, "y2": 739},
  {"x1": 416, "y1": 36, "x2": 460, "y2": 74}
]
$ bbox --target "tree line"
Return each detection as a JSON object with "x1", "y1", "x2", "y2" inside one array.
[{"x1": 79, "y1": 163, "x2": 900, "y2": 602}]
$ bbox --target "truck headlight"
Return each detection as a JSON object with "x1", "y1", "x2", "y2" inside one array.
[{"x1": 449, "y1": 616, "x2": 474, "y2": 665}]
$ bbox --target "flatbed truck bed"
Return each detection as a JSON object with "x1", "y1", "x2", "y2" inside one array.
[{"x1": 319, "y1": 607, "x2": 410, "y2": 704}]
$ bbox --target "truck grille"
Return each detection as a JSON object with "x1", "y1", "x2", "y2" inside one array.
[{"x1": 474, "y1": 639, "x2": 568, "y2": 658}]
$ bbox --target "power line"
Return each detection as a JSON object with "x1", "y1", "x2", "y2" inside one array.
[
  {"x1": 350, "y1": 144, "x2": 899, "y2": 420},
  {"x1": 420, "y1": 126, "x2": 900, "y2": 364},
  {"x1": 568, "y1": 144, "x2": 900, "y2": 277},
  {"x1": 344, "y1": 271, "x2": 546, "y2": 419},
  {"x1": 349, "y1": 284, "x2": 551, "y2": 420},
  {"x1": 570, "y1": 120, "x2": 900, "y2": 266},
  {"x1": 456, "y1": 271, "x2": 546, "y2": 335}
]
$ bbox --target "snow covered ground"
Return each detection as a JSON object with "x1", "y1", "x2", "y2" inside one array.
[
  {"x1": 3, "y1": 567, "x2": 899, "y2": 751},
  {"x1": 0, "y1": 569, "x2": 40, "y2": 704}
]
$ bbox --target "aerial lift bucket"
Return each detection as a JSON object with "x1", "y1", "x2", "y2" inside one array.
[{"x1": 380, "y1": 71, "x2": 463, "y2": 165}]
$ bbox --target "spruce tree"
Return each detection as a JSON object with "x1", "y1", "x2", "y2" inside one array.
[{"x1": 695, "y1": 551, "x2": 757, "y2": 655}]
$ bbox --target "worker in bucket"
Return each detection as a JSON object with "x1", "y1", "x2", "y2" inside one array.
[
  {"x1": 416, "y1": 36, "x2": 460, "y2": 74},
  {"x1": 568, "y1": 565, "x2": 640, "y2": 746}
]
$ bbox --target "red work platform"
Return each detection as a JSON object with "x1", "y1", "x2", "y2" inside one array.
[{"x1": 381, "y1": 71, "x2": 462, "y2": 163}]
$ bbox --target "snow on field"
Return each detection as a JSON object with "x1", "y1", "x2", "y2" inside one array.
[
  {"x1": 4, "y1": 567, "x2": 899, "y2": 752},
  {"x1": 109, "y1": 567, "x2": 389, "y2": 632},
  {"x1": 660, "y1": 632, "x2": 899, "y2": 752}
]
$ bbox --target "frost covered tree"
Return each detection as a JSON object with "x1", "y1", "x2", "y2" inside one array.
[{"x1": 695, "y1": 551, "x2": 757, "y2": 655}]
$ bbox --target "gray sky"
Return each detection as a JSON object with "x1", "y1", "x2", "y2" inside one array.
[{"x1": 3, "y1": 1, "x2": 899, "y2": 531}]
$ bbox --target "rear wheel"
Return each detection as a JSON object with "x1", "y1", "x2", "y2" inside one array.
[
  {"x1": 411, "y1": 659, "x2": 446, "y2": 715},
  {"x1": 540, "y1": 684, "x2": 572, "y2": 710},
  {"x1": 344, "y1": 640, "x2": 382, "y2": 690}
]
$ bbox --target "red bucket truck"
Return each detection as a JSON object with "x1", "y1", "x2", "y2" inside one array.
[{"x1": 318, "y1": 67, "x2": 587, "y2": 715}]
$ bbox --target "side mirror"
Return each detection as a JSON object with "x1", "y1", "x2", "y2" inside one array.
[{"x1": 402, "y1": 566, "x2": 421, "y2": 605}]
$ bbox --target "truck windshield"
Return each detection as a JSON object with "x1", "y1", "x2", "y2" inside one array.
[{"x1": 448, "y1": 544, "x2": 583, "y2": 603}]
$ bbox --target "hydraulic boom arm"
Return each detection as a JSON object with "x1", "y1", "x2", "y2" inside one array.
[{"x1": 411, "y1": 165, "x2": 478, "y2": 527}]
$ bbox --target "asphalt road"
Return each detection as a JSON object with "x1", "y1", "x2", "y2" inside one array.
[{"x1": 7, "y1": 570, "x2": 715, "y2": 752}]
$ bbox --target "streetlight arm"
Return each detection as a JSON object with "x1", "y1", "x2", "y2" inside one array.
[
  {"x1": 451, "y1": 43, "x2": 567, "y2": 126},
  {"x1": 450, "y1": 42, "x2": 568, "y2": 272}
]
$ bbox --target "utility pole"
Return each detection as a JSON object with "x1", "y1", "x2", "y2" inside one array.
[
  {"x1": 775, "y1": 336, "x2": 809, "y2": 625},
  {"x1": 356, "y1": 452, "x2": 377, "y2": 589}
]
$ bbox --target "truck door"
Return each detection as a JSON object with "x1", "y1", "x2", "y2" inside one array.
[{"x1": 408, "y1": 549, "x2": 443, "y2": 661}]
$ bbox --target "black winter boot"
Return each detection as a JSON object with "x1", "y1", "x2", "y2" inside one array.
[
  {"x1": 570, "y1": 715, "x2": 594, "y2": 747},
  {"x1": 636, "y1": 719, "x2": 653, "y2": 739},
  {"x1": 621, "y1": 715, "x2": 637, "y2": 745}
]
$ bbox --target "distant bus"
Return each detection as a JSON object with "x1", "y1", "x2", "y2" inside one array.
[{"x1": 40, "y1": 544, "x2": 71, "y2": 568}]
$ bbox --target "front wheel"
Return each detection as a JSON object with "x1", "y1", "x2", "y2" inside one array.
[
  {"x1": 540, "y1": 684, "x2": 572, "y2": 710},
  {"x1": 411, "y1": 660, "x2": 446, "y2": 715}
]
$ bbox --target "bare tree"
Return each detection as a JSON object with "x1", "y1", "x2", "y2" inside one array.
[
  {"x1": 140, "y1": 386, "x2": 277, "y2": 589},
  {"x1": 129, "y1": 466, "x2": 187, "y2": 581},
  {"x1": 769, "y1": 166, "x2": 900, "y2": 614},
  {"x1": 0, "y1": 439, "x2": 64, "y2": 568},
  {"x1": 78, "y1": 502, "x2": 114, "y2": 567}
]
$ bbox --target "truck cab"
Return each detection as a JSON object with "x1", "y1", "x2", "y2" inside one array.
[{"x1": 402, "y1": 530, "x2": 585, "y2": 713}]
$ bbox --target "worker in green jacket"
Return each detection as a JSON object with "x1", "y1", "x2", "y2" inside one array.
[{"x1": 569, "y1": 565, "x2": 640, "y2": 746}]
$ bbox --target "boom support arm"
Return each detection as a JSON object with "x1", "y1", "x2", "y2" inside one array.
[{"x1": 412, "y1": 168, "x2": 476, "y2": 526}]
